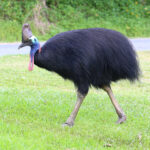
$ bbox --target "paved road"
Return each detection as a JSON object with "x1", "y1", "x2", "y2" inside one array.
[
  {"x1": 0, "y1": 42, "x2": 44, "y2": 57},
  {"x1": 0, "y1": 38, "x2": 149, "y2": 56}
]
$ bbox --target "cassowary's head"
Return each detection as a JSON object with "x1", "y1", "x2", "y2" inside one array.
[{"x1": 18, "y1": 23, "x2": 40, "y2": 71}]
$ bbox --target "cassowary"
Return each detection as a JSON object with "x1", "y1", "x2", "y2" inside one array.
[{"x1": 18, "y1": 23, "x2": 140, "y2": 126}]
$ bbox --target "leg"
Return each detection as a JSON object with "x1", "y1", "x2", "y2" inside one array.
[
  {"x1": 63, "y1": 91, "x2": 86, "y2": 127},
  {"x1": 103, "y1": 85, "x2": 126, "y2": 124}
]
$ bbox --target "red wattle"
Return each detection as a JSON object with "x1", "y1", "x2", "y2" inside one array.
[
  {"x1": 28, "y1": 56, "x2": 34, "y2": 71},
  {"x1": 39, "y1": 46, "x2": 41, "y2": 53}
]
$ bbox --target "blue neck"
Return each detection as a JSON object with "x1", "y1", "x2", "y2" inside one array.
[{"x1": 30, "y1": 41, "x2": 40, "y2": 62}]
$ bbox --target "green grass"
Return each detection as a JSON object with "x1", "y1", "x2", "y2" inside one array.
[
  {"x1": 1, "y1": 17, "x2": 149, "y2": 42},
  {"x1": 0, "y1": 20, "x2": 22, "y2": 42},
  {"x1": 0, "y1": 51, "x2": 150, "y2": 149}
]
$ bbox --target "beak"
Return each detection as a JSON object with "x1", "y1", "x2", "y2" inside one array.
[{"x1": 18, "y1": 40, "x2": 32, "y2": 49}]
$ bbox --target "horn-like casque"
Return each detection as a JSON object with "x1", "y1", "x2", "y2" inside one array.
[
  {"x1": 22, "y1": 23, "x2": 32, "y2": 43},
  {"x1": 18, "y1": 23, "x2": 33, "y2": 49}
]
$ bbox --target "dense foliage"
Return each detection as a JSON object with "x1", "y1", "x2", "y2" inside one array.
[
  {"x1": 0, "y1": 0, "x2": 149, "y2": 22},
  {"x1": 47, "y1": 0, "x2": 150, "y2": 18},
  {"x1": 0, "y1": 0, "x2": 150, "y2": 41},
  {"x1": 0, "y1": 0, "x2": 35, "y2": 23}
]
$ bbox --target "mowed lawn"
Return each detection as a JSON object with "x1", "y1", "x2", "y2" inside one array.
[{"x1": 0, "y1": 51, "x2": 150, "y2": 150}]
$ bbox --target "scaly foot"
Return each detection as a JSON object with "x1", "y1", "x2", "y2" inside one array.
[
  {"x1": 62, "y1": 122, "x2": 74, "y2": 127},
  {"x1": 116, "y1": 115, "x2": 126, "y2": 124}
]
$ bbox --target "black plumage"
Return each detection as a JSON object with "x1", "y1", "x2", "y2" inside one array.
[
  {"x1": 19, "y1": 25, "x2": 140, "y2": 126},
  {"x1": 35, "y1": 28, "x2": 139, "y2": 94}
]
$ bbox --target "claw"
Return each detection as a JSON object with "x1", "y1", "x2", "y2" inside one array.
[{"x1": 62, "y1": 122, "x2": 74, "y2": 127}]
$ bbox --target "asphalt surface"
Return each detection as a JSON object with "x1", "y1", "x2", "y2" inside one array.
[{"x1": 0, "y1": 38, "x2": 149, "y2": 56}]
